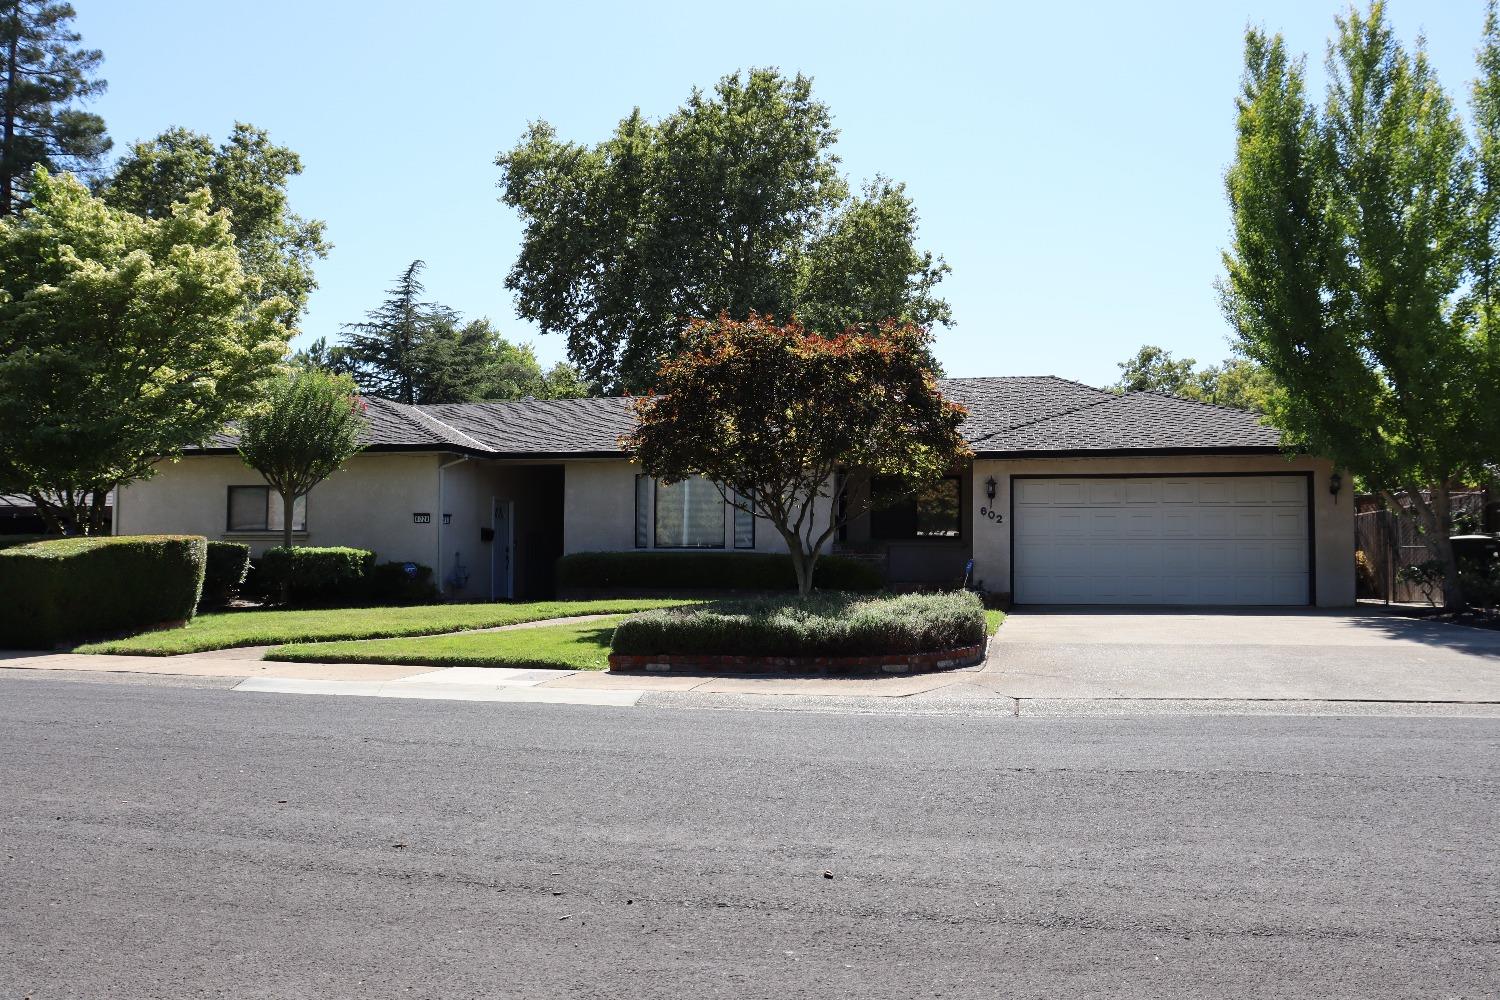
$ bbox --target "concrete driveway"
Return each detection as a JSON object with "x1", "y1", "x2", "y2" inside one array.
[{"x1": 981, "y1": 607, "x2": 1500, "y2": 703}]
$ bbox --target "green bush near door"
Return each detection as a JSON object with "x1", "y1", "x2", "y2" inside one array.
[{"x1": 0, "y1": 535, "x2": 207, "y2": 648}]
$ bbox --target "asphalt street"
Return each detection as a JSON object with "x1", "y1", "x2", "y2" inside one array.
[{"x1": 3, "y1": 671, "x2": 1497, "y2": 999}]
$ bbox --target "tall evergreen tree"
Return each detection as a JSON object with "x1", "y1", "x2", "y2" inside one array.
[
  {"x1": 340, "y1": 260, "x2": 453, "y2": 405},
  {"x1": 0, "y1": 0, "x2": 108, "y2": 216}
]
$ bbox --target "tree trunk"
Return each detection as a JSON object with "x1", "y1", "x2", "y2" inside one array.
[
  {"x1": 281, "y1": 492, "x2": 295, "y2": 550},
  {"x1": 1427, "y1": 487, "x2": 1465, "y2": 612},
  {"x1": 1, "y1": 16, "x2": 19, "y2": 218},
  {"x1": 780, "y1": 529, "x2": 813, "y2": 597}
]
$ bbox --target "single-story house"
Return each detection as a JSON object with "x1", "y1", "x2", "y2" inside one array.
[{"x1": 115, "y1": 376, "x2": 1356, "y2": 606}]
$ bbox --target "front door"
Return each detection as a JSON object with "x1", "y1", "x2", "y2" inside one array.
[{"x1": 491, "y1": 499, "x2": 514, "y2": 600}]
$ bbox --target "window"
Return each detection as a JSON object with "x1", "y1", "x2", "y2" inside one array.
[
  {"x1": 732, "y1": 490, "x2": 755, "y2": 549},
  {"x1": 227, "y1": 486, "x2": 306, "y2": 532},
  {"x1": 870, "y1": 476, "x2": 961, "y2": 540},
  {"x1": 654, "y1": 476, "x2": 724, "y2": 548},
  {"x1": 634, "y1": 474, "x2": 650, "y2": 548}
]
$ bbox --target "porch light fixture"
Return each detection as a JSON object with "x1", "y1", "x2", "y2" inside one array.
[
  {"x1": 984, "y1": 476, "x2": 997, "y2": 502},
  {"x1": 1329, "y1": 471, "x2": 1343, "y2": 502}
]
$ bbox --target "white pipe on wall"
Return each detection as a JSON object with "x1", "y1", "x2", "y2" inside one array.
[{"x1": 436, "y1": 455, "x2": 469, "y2": 595}]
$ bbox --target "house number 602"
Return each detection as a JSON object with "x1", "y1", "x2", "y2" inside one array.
[{"x1": 979, "y1": 506, "x2": 1004, "y2": 523}]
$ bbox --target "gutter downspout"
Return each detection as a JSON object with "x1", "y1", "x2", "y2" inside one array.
[{"x1": 437, "y1": 455, "x2": 469, "y2": 596}]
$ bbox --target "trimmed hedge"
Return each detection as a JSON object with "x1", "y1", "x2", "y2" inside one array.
[
  {"x1": 556, "y1": 551, "x2": 884, "y2": 593},
  {"x1": 611, "y1": 590, "x2": 986, "y2": 658},
  {"x1": 252, "y1": 546, "x2": 375, "y2": 606},
  {"x1": 363, "y1": 560, "x2": 442, "y2": 606},
  {"x1": 199, "y1": 541, "x2": 251, "y2": 610},
  {"x1": 246, "y1": 547, "x2": 440, "y2": 607},
  {"x1": 0, "y1": 535, "x2": 207, "y2": 648}
]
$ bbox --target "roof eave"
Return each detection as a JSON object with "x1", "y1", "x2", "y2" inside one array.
[{"x1": 970, "y1": 445, "x2": 1287, "y2": 460}]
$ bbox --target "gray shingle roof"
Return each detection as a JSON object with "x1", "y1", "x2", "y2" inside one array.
[
  {"x1": 962, "y1": 388, "x2": 1281, "y2": 455},
  {"x1": 193, "y1": 377, "x2": 1281, "y2": 458},
  {"x1": 422, "y1": 396, "x2": 636, "y2": 455}
]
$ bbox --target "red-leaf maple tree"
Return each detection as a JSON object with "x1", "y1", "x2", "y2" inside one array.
[{"x1": 626, "y1": 314, "x2": 970, "y2": 595}]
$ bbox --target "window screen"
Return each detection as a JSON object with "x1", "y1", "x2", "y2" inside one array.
[
  {"x1": 654, "y1": 476, "x2": 724, "y2": 548},
  {"x1": 634, "y1": 474, "x2": 650, "y2": 548},
  {"x1": 732, "y1": 490, "x2": 755, "y2": 549},
  {"x1": 227, "y1": 486, "x2": 306, "y2": 532}
]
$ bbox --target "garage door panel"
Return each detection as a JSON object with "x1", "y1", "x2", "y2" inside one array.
[
  {"x1": 1271, "y1": 478, "x2": 1304, "y2": 504},
  {"x1": 1011, "y1": 476, "x2": 1309, "y2": 606}
]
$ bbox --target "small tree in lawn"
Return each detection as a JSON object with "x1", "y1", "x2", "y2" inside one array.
[
  {"x1": 237, "y1": 367, "x2": 368, "y2": 549},
  {"x1": 626, "y1": 314, "x2": 970, "y2": 596}
]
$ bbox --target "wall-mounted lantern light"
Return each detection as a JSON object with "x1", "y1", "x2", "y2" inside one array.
[
  {"x1": 984, "y1": 476, "x2": 998, "y2": 502},
  {"x1": 1329, "y1": 471, "x2": 1343, "y2": 502}
]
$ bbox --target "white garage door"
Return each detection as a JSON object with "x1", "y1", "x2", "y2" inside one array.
[{"x1": 1012, "y1": 476, "x2": 1309, "y2": 605}]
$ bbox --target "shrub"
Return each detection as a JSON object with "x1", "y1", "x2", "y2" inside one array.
[
  {"x1": 0, "y1": 535, "x2": 207, "y2": 648},
  {"x1": 362, "y1": 561, "x2": 441, "y2": 606},
  {"x1": 1459, "y1": 551, "x2": 1500, "y2": 611},
  {"x1": 556, "y1": 551, "x2": 884, "y2": 594},
  {"x1": 611, "y1": 590, "x2": 985, "y2": 658},
  {"x1": 199, "y1": 541, "x2": 251, "y2": 610},
  {"x1": 254, "y1": 546, "x2": 375, "y2": 606}
]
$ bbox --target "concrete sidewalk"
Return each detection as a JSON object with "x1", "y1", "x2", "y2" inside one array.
[{"x1": 3, "y1": 607, "x2": 1499, "y2": 715}]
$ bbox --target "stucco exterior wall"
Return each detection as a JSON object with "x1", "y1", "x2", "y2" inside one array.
[
  {"x1": 116, "y1": 453, "x2": 443, "y2": 565},
  {"x1": 970, "y1": 453, "x2": 1355, "y2": 607},
  {"x1": 560, "y1": 459, "x2": 832, "y2": 556}
]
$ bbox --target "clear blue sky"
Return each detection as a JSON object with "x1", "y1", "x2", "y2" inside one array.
[{"x1": 78, "y1": 0, "x2": 1491, "y2": 387}]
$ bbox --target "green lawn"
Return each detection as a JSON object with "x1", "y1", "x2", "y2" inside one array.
[
  {"x1": 75, "y1": 599, "x2": 698, "y2": 656},
  {"x1": 265, "y1": 617, "x2": 621, "y2": 671},
  {"x1": 986, "y1": 610, "x2": 1006, "y2": 634}
]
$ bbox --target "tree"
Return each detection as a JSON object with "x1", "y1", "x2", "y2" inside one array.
[
  {"x1": 332, "y1": 262, "x2": 594, "y2": 403},
  {"x1": 1112, "y1": 345, "x2": 1203, "y2": 397},
  {"x1": 0, "y1": 169, "x2": 288, "y2": 533},
  {"x1": 626, "y1": 315, "x2": 970, "y2": 596},
  {"x1": 1112, "y1": 344, "x2": 1273, "y2": 412},
  {"x1": 237, "y1": 367, "x2": 367, "y2": 549},
  {"x1": 0, "y1": 0, "x2": 108, "y2": 217},
  {"x1": 102, "y1": 123, "x2": 329, "y2": 328},
  {"x1": 498, "y1": 69, "x2": 951, "y2": 392},
  {"x1": 1221, "y1": 1, "x2": 1500, "y2": 609},
  {"x1": 339, "y1": 260, "x2": 456, "y2": 404}
]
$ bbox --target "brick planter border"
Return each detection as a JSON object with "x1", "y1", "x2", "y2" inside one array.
[{"x1": 608, "y1": 640, "x2": 986, "y2": 676}]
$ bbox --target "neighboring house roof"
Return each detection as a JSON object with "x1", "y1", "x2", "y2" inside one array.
[
  {"x1": 190, "y1": 377, "x2": 1281, "y2": 460},
  {"x1": 0, "y1": 491, "x2": 115, "y2": 509}
]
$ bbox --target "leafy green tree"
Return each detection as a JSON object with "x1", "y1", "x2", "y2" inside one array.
[
  {"x1": 498, "y1": 69, "x2": 951, "y2": 392},
  {"x1": 1112, "y1": 344, "x2": 1273, "y2": 412},
  {"x1": 1112, "y1": 345, "x2": 1204, "y2": 397},
  {"x1": 0, "y1": 169, "x2": 288, "y2": 533},
  {"x1": 1221, "y1": 1, "x2": 1500, "y2": 609},
  {"x1": 627, "y1": 314, "x2": 970, "y2": 596},
  {"x1": 0, "y1": 0, "x2": 108, "y2": 216},
  {"x1": 237, "y1": 367, "x2": 367, "y2": 549},
  {"x1": 535, "y1": 360, "x2": 593, "y2": 400},
  {"x1": 798, "y1": 177, "x2": 952, "y2": 333},
  {"x1": 102, "y1": 123, "x2": 329, "y2": 328}
]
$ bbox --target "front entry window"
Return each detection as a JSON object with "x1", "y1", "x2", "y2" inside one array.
[
  {"x1": 870, "y1": 476, "x2": 961, "y2": 540},
  {"x1": 654, "y1": 476, "x2": 725, "y2": 548}
]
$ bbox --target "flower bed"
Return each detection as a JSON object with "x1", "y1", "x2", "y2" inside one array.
[{"x1": 609, "y1": 591, "x2": 987, "y2": 674}]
